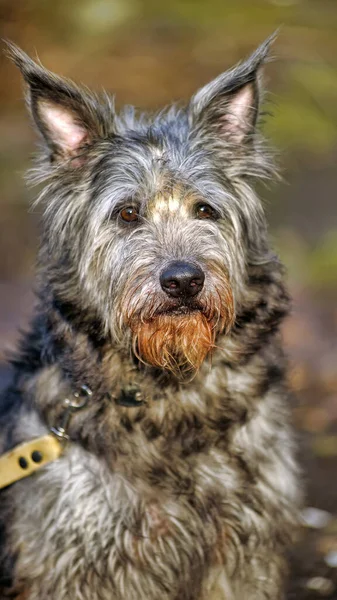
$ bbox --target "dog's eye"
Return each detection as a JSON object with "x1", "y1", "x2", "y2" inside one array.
[
  {"x1": 120, "y1": 207, "x2": 139, "y2": 223},
  {"x1": 195, "y1": 204, "x2": 217, "y2": 220}
]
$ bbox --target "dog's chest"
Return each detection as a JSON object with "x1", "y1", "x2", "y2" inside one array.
[{"x1": 11, "y1": 440, "x2": 234, "y2": 599}]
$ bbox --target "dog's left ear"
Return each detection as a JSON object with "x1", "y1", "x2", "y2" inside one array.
[
  {"x1": 5, "y1": 42, "x2": 111, "y2": 163},
  {"x1": 189, "y1": 34, "x2": 276, "y2": 145}
]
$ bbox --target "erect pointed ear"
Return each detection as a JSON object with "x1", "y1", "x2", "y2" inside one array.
[
  {"x1": 189, "y1": 34, "x2": 276, "y2": 145},
  {"x1": 5, "y1": 42, "x2": 112, "y2": 163}
]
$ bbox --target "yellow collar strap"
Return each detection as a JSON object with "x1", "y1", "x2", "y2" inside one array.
[
  {"x1": 0, "y1": 385, "x2": 93, "y2": 490},
  {"x1": 0, "y1": 382, "x2": 146, "y2": 490},
  {"x1": 0, "y1": 434, "x2": 63, "y2": 490}
]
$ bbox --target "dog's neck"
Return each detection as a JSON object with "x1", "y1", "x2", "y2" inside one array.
[{"x1": 10, "y1": 260, "x2": 290, "y2": 459}]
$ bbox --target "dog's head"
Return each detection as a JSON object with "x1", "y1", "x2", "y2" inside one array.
[{"x1": 8, "y1": 36, "x2": 277, "y2": 376}]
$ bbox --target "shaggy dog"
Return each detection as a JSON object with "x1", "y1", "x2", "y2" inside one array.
[{"x1": 0, "y1": 36, "x2": 300, "y2": 599}]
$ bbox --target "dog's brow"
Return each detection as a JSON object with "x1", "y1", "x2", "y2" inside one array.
[{"x1": 150, "y1": 194, "x2": 190, "y2": 222}]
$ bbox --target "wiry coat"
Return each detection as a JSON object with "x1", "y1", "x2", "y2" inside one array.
[{"x1": 0, "y1": 36, "x2": 301, "y2": 600}]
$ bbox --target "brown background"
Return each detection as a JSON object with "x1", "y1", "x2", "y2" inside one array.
[{"x1": 0, "y1": 1, "x2": 337, "y2": 596}]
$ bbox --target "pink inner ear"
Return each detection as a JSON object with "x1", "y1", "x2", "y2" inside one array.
[
  {"x1": 220, "y1": 84, "x2": 255, "y2": 141},
  {"x1": 40, "y1": 101, "x2": 89, "y2": 154}
]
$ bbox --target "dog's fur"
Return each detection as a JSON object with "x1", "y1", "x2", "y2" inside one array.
[{"x1": 0, "y1": 36, "x2": 301, "y2": 599}]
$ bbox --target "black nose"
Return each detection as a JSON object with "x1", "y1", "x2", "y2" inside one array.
[{"x1": 160, "y1": 261, "x2": 205, "y2": 299}]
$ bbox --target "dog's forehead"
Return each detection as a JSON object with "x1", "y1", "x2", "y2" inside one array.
[
  {"x1": 92, "y1": 129, "x2": 230, "y2": 219},
  {"x1": 148, "y1": 192, "x2": 191, "y2": 222}
]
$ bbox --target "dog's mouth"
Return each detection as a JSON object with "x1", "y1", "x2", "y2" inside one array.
[{"x1": 153, "y1": 300, "x2": 204, "y2": 318}]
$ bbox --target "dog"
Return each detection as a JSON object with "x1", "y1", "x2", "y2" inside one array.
[{"x1": 0, "y1": 35, "x2": 301, "y2": 599}]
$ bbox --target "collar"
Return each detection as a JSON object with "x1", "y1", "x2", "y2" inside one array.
[
  {"x1": 0, "y1": 434, "x2": 63, "y2": 490},
  {"x1": 0, "y1": 384, "x2": 92, "y2": 491},
  {"x1": 0, "y1": 383, "x2": 145, "y2": 490}
]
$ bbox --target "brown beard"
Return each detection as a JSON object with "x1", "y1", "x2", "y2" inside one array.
[
  {"x1": 132, "y1": 311, "x2": 216, "y2": 376},
  {"x1": 122, "y1": 267, "x2": 234, "y2": 376}
]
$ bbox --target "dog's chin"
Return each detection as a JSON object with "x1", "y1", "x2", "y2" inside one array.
[{"x1": 131, "y1": 309, "x2": 216, "y2": 377}]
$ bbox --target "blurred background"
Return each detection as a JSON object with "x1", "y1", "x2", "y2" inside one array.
[{"x1": 0, "y1": 1, "x2": 336, "y2": 597}]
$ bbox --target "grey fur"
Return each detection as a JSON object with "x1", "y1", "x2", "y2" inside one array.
[{"x1": 0, "y1": 36, "x2": 301, "y2": 600}]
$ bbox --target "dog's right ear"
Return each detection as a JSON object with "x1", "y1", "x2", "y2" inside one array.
[{"x1": 5, "y1": 42, "x2": 112, "y2": 163}]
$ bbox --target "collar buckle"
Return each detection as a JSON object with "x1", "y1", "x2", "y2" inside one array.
[{"x1": 50, "y1": 384, "x2": 92, "y2": 441}]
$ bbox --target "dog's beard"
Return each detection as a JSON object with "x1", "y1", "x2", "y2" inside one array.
[
  {"x1": 131, "y1": 312, "x2": 216, "y2": 376},
  {"x1": 123, "y1": 273, "x2": 234, "y2": 376}
]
